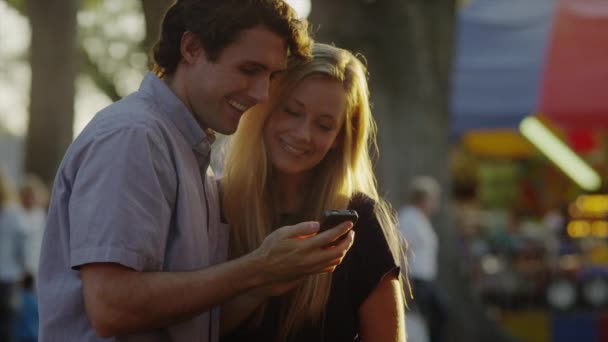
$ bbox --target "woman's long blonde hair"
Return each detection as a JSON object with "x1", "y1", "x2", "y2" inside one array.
[{"x1": 222, "y1": 43, "x2": 405, "y2": 340}]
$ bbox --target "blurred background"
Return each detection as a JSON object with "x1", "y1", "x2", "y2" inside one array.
[{"x1": 1, "y1": 0, "x2": 607, "y2": 341}]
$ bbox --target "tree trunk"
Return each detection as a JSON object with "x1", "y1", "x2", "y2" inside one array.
[
  {"x1": 310, "y1": 1, "x2": 514, "y2": 341},
  {"x1": 141, "y1": 0, "x2": 175, "y2": 68},
  {"x1": 25, "y1": 0, "x2": 78, "y2": 186}
]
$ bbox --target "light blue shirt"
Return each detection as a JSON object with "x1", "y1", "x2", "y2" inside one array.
[
  {"x1": 38, "y1": 72, "x2": 229, "y2": 342},
  {"x1": 0, "y1": 205, "x2": 27, "y2": 282}
]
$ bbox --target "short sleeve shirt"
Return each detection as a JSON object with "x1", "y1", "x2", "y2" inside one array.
[{"x1": 38, "y1": 72, "x2": 230, "y2": 342}]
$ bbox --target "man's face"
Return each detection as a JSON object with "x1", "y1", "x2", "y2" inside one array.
[
  {"x1": 183, "y1": 26, "x2": 287, "y2": 135},
  {"x1": 423, "y1": 192, "x2": 440, "y2": 216}
]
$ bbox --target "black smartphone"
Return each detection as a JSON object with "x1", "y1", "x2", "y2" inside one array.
[{"x1": 319, "y1": 209, "x2": 358, "y2": 233}]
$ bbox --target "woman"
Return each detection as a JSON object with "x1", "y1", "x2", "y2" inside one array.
[{"x1": 221, "y1": 43, "x2": 407, "y2": 341}]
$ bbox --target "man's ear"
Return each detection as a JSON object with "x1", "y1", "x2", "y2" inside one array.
[{"x1": 180, "y1": 31, "x2": 205, "y2": 65}]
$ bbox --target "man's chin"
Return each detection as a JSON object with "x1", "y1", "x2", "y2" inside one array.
[{"x1": 214, "y1": 123, "x2": 239, "y2": 136}]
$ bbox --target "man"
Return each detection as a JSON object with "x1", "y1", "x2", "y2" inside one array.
[
  {"x1": 399, "y1": 175, "x2": 448, "y2": 342},
  {"x1": 38, "y1": 1, "x2": 355, "y2": 341}
]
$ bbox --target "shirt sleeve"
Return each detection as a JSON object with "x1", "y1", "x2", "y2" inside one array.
[
  {"x1": 67, "y1": 125, "x2": 177, "y2": 271},
  {"x1": 349, "y1": 195, "x2": 400, "y2": 306}
]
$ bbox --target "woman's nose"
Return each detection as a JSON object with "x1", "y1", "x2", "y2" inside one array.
[{"x1": 292, "y1": 122, "x2": 312, "y2": 143}]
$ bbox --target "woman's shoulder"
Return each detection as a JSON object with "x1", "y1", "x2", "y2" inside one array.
[
  {"x1": 348, "y1": 192, "x2": 377, "y2": 218},
  {"x1": 349, "y1": 192, "x2": 375, "y2": 208}
]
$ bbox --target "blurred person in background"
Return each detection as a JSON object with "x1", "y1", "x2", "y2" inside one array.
[
  {"x1": 542, "y1": 204, "x2": 566, "y2": 271},
  {"x1": 37, "y1": 1, "x2": 354, "y2": 341},
  {"x1": 451, "y1": 181, "x2": 486, "y2": 284},
  {"x1": 14, "y1": 175, "x2": 47, "y2": 342},
  {"x1": 0, "y1": 170, "x2": 27, "y2": 342},
  {"x1": 18, "y1": 174, "x2": 49, "y2": 282},
  {"x1": 399, "y1": 175, "x2": 448, "y2": 342},
  {"x1": 220, "y1": 43, "x2": 406, "y2": 342},
  {"x1": 16, "y1": 274, "x2": 38, "y2": 342}
]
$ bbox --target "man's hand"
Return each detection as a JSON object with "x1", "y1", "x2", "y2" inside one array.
[
  {"x1": 251, "y1": 221, "x2": 355, "y2": 284},
  {"x1": 220, "y1": 222, "x2": 354, "y2": 335}
]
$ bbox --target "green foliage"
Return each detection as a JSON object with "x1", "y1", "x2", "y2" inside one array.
[
  {"x1": 5, "y1": 0, "x2": 148, "y2": 101},
  {"x1": 81, "y1": 0, "x2": 103, "y2": 11},
  {"x1": 5, "y1": 0, "x2": 26, "y2": 15},
  {"x1": 0, "y1": 119, "x2": 15, "y2": 137},
  {"x1": 78, "y1": 0, "x2": 148, "y2": 99}
]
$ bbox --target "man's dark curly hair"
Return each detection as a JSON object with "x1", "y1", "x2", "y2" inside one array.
[{"x1": 152, "y1": 0, "x2": 312, "y2": 77}]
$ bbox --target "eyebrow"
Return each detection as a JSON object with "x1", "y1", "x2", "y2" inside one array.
[
  {"x1": 293, "y1": 99, "x2": 339, "y2": 120},
  {"x1": 241, "y1": 61, "x2": 268, "y2": 71},
  {"x1": 243, "y1": 61, "x2": 286, "y2": 75}
]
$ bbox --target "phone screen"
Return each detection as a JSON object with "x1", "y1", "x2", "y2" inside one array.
[{"x1": 319, "y1": 209, "x2": 358, "y2": 233}]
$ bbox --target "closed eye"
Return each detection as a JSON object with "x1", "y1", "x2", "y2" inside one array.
[
  {"x1": 240, "y1": 66, "x2": 263, "y2": 76},
  {"x1": 318, "y1": 118, "x2": 337, "y2": 131},
  {"x1": 318, "y1": 123, "x2": 335, "y2": 131},
  {"x1": 285, "y1": 108, "x2": 302, "y2": 117}
]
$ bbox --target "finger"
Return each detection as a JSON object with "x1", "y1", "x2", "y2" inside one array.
[
  {"x1": 302, "y1": 233, "x2": 354, "y2": 268},
  {"x1": 307, "y1": 221, "x2": 353, "y2": 248},
  {"x1": 275, "y1": 221, "x2": 320, "y2": 239},
  {"x1": 313, "y1": 256, "x2": 344, "y2": 274},
  {"x1": 321, "y1": 265, "x2": 337, "y2": 273},
  {"x1": 330, "y1": 229, "x2": 355, "y2": 251}
]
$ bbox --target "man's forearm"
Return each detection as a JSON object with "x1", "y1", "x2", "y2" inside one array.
[
  {"x1": 82, "y1": 253, "x2": 266, "y2": 337},
  {"x1": 220, "y1": 288, "x2": 268, "y2": 336},
  {"x1": 82, "y1": 220, "x2": 354, "y2": 337}
]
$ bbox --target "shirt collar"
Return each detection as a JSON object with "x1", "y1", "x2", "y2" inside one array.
[{"x1": 139, "y1": 72, "x2": 214, "y2": 169}]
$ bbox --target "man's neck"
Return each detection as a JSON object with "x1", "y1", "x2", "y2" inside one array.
[{"x1": 162, "y1": 73, "x2": 216, "y2": 143}]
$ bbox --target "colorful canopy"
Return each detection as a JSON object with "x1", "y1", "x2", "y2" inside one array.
[
  {"x1": 451, "y1": 0, "x2": 608, "y2": 136},
  {"x1": 540, "y1": 0, "x2": 608, "y2": 130}
]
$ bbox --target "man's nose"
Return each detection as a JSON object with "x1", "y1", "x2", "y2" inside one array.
[{"x1": 249, "y1": 76, "x2": 270, "y2": 103}]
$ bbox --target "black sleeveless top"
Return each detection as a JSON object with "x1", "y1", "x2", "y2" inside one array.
[{"x1": 222, "y1": 194, "x2": 399, "y2": 342}]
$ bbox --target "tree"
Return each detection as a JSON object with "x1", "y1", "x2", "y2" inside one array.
[
  {"x1": 141, "y1": 0, "x2": 174, "y2": 67},
  {"x1": 24, "y1": 0, "x2": 79, "y2": 185},
  {"x1": 77, "y1": 0, "x2": 173, "y2": 101},
  {"x1": 9, "y1": 0, "x2": 172, "y2": 186},
  {"x1": 310, "y1": 1, "x2": 514, "y2": 340}
]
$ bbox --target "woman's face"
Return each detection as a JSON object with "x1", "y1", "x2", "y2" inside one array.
[{"x1": 264, "y1": 75, "x2": 347, "y2": 177}]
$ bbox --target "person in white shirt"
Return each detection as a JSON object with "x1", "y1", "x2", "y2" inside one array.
[
  {"x1": 399, "y1": 176, "x2": 448, "y2": 342},
  {"x1": 19, "y1": 175, "x2": 48, "y2": 280}
]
